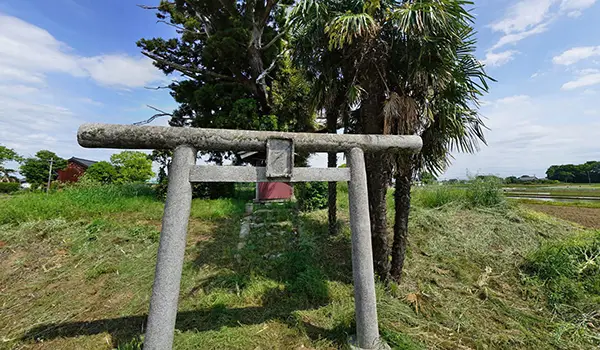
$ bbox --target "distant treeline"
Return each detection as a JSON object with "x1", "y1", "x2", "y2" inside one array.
[
  {"x1": 546, "y1": 161, "x2": 600, "y2": 183},
  {"x1": 444, "y1": 175, "x2": 558, "y2": 185}
]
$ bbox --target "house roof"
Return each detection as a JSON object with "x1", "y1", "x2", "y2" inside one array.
[{"x1": 69, "y1": 157, "x2": 97, "y2": 168}]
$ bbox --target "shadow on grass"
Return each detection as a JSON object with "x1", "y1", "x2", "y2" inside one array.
[
  {"x1": 21, "y1": 286, "x2": 348, "y2": 348},
  {"x1": 21, "y1": 205, "x2": 355, "y2": 348}
]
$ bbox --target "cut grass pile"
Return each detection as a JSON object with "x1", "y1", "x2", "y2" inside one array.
[{"x1": 0, "y1": 183, "x2": 598, "y2": 349}]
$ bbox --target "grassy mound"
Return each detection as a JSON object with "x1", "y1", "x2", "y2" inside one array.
[{"x1": 0, "y1": 184, "x2": 598, "y2": 349}]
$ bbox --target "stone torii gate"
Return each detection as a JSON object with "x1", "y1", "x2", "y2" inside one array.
[{"x1": 77, "y1": 123, "x2": 422, "y2": 350}]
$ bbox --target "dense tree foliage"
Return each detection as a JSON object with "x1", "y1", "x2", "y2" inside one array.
[
  {"x1": 0, "y1": 145, "x2": 22, "y2": 182},
  {"x1": 86, "y1": 161, "x2": 118, "y2": 184},
  {"x1": 505, "y1": 176, "x2": 518, "y2": 184},
  {"x1": 20, "y1": 150, "x2": 67, "y2": 188},
  {"x1": 110, "y1": 151, "x2": 154, "y2": 184},
  {"x1": 547, "y1": 161, "x2": 600, "y2": 183},
  {"x1": 290, "y1": 0, "x2": 491, "y2": 281},
  {"x1": 138, "y1": 0, "x2": 315, "y2": 163}
]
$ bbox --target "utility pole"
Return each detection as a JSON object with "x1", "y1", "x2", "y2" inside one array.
[{"x1": 46, "y1": 158, "x2": 54, "y2": 194}]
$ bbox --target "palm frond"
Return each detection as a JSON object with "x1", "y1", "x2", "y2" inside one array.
[
  {"x1": 325, "y1": 12, "x2": 378, "y2": 50},
  {"x1": 289, "y1": 0, "x2": 328, "y2": 24},
  {"x1": 391, "y1": 0, "x2": 473, "y2": 37},
  {"x1": 347, "y1": 84, "x2": 366, "y2": 108}
]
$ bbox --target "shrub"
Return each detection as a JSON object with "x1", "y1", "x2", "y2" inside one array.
[
  {"x1": 524, "y1": 231, "x2": 600, "y2": 311},
  {"x1": 412, "y1": 185, "x2": 464, "y2": 208},
  {"x1": 0, "y1": 182, "x2": 19, "y2": 193},
  {"x1": 296, "y1": 182, "x2": 328, "y2": 211},
  {"x1": 412, "y1": 179, "x2": 504, "y2": 209},
  {"x1": 86, "y1": 161, "x2": 117, "y2": 184},
  {"x1": 464, "y1": 178, "x2": 504, "y2": 207},
  {"x1": 110, "y1": 151, "x2": 154, "y2": 184}
]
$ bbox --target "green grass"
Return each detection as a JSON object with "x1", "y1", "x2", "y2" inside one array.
[
  {"x1": 523, "y1": 230, "x2": 600, "y2": 343},
  {"x1": 412, "y1": 179, "x2": 505, "y2": 209},
  {"x1": 515, "y1": 198, "x2": 600, "y2": 209},
  {"x1": 1, "y1": 184, "x2": 599, "y2": 349},
  {"x1": 505, "y1": 183, "x2": 600, "y2": 189},
  {"x1": 507, "y1": 191, "x2": 600, "y2": 198},
  {"x1": 503, "y1": 184, "x2": 600, "y2": 199}
]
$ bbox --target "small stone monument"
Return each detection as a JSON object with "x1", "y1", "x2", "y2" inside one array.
[{"x1": 78, "y1": 123, "x2": 422, "y2": 350}]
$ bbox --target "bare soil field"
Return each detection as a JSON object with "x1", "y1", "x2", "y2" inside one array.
[{"x1": 525, "y1": 204, "x2": 600, "y2": 229}]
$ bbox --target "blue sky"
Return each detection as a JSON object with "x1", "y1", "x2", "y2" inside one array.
[{"x1": 0, "y1": 0, "x2": 599, "y2": 179}]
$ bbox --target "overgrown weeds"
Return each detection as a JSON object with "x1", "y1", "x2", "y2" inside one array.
[
  {"x1": 524, "y1": 230, "x2": 600, "y2": 333},
  {"x1": 412, "y1": 178, "x2": 505, "y2": 209}
]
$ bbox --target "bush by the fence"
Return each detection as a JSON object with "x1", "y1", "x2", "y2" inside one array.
[
  {"x1": 296, "y1": 182, "x2": 328, "y2": 211},
  {"x1": 0, "y1": 182, "x2": 20, "y2": 193}
]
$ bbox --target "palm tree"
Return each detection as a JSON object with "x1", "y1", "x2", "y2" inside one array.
[
  {"x1": 290, "y1": 3, "x2": 354, "y2": 235},
  {"x1": 290, "y1": 0, "x2": 492, "y2": 281}
]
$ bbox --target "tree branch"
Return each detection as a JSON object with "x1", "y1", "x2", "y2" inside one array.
[
  {"x1": 217, "y1": 0, "x2": 238, "y2": 17},
  {"x1": 156, "y1": 20, "x2": 199, "y2": 34},
  {"x1": 262, "y1": 0, "x2": 279, "y2": 25},
  {"x1": 137, "y1": 4, "x2": 160, "y2": 10},
  {"x1": 144, "y1": 85, "x2": 171, "y2": 90},
  {"x1": 133, "y1": 105, "x2": 173, "y2": 126},
  {"x1": 256, "y1": 49, "x2": 286, "y2": 84},
  {"x1": 142, "y1": 51, "x2": 237, "y2": 82},
  {"x1": 261, "y1": 30, "x2": 286, "y2": 51}
]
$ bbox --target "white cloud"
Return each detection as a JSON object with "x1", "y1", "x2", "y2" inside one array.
[
  {"x1": 552, "y1": 46, "x2": 600, "y2": 65},
  {"x1": 488, "y1": 0, "x2": 597, "y2": 52},
  {"x1": 576, "y1": 68, "x2": 600, "y2": 75},
  {"x1": 0, "y1": 13, "x2": 163, "y2": 89},
  {"x1": 490, "y1": 23, "x2": 549, "y2": 51},
  {"x1": 0, "y1": 13, "x2": 169, "y2": 166},
  {"x1": 560, "y1": 0, "x2": 597, "y2": 11},
  {"x1": 443, "y1": 93, "x2": 600, "y2": 178},
  {"x1": 561, "y1": 72, "x2": 600, "y2": 90},
  {"x1": 481, "y1": 50, "x2": 518, "y2": 67},
  {"x1": 77, "y1": 97, "x2": 104, "y2": 106},
  {"x1": 495, "y1": 94, "x2": 531, "y2": 105},
  {"x1": 490, "y1": 0, "x2": 555, "y2": 34},
  {"x1": 79, "y1": 55, "x2": 162, "y2": 89},
  {"x1": 0, "y1": 84, "x2": 42, "y2": 96},
  {"x1": 0, "y1": 67, "x2": 46, "y2": 85},
  {"x1": 0, "y1": 87, "x2": 127, "y2": 164}
]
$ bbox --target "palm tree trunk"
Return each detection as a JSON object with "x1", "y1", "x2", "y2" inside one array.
[
  {"x1": 357, "y1": 80, "x2": 391, "y2": 280},
  {"x1": 390, "y1": 155, "x2": 413, "y2": 281},
  {"x1": 327, "y1": 153, "x2": 337, "y2": 235},
  {"x1": 365, "y1": 152, "x2": 391, "y2": 280},
  {"x1": 326, "y1": 106, "x2": 338, "y2": 235}
]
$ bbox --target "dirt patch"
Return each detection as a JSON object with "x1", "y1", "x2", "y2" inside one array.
[{"x1": 525, "y1": 204, "x2": 600, "y2": 229}]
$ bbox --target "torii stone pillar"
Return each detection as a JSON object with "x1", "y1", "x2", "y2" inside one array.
[{"x1": 78, "y1": 123, "x2": 422, "y2": 350}]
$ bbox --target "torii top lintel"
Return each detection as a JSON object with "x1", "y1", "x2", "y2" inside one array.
[{"x1": 78, "y1": 123, "x2": 423, "y2": 153}]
